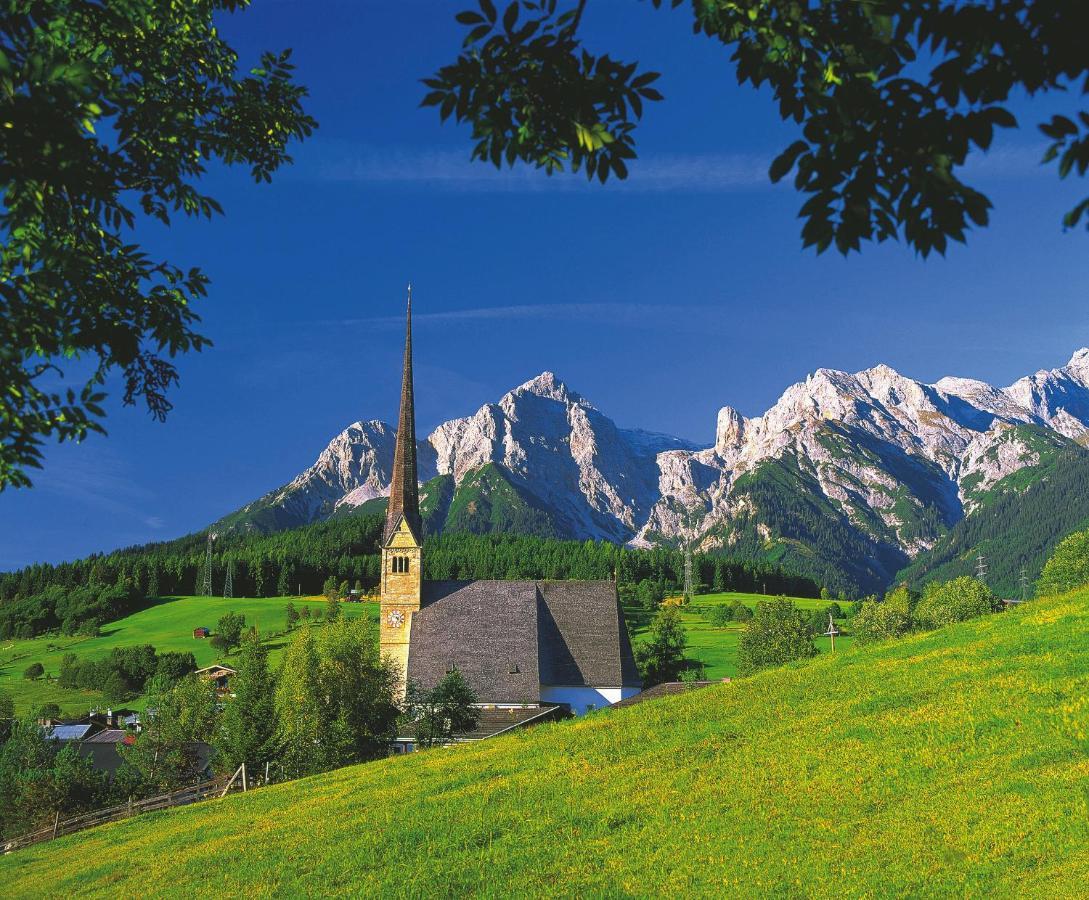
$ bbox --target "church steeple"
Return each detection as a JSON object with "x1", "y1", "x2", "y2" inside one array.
[
  {"x1": 384, "y1": 285, "x2": 421, "y2": 545},
  {"x1": 380, "y1": 287, "x2": 423, "y2": 700}
]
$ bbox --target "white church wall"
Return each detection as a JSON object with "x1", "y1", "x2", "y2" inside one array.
[{"x1": 540, "y1": 685, "x2": 641, "y2": 716}]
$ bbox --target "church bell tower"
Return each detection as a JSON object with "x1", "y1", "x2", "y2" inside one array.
[{"x1": 380, "y1": 286, "x2": 423, "y2": 697}]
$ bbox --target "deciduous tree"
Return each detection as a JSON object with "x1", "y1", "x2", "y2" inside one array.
[
  {"x1": 214, "y1": 634, "x2": 277, "y2": 778},
  {"x1": 403, "y1": 668, "x2": 481, "y2": 749},
  {"x1": 737, "y1": 599, "x2": 817, "y2": 676},
  {"x1": 1036, "y1": 528, "x2": 1089, "y2": 596},
  {"x1": 914, "y1": 576, "x2": 995, "y2": 629}
]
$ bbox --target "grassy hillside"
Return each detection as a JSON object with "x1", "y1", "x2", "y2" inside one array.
[
  {"x1": 5, "y1": 590, "x2": 1088, "y2": 896},
  {"x1": 0, "y1": 596, "x2": 376, "y2": 717}
]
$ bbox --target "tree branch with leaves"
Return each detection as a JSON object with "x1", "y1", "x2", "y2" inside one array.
[
  {"x1": 0, "y1": 0, "x2": 316, "y2": 489},
  {"x1": 428, "y1": 0, "x2": 1088, "y2": 256}
]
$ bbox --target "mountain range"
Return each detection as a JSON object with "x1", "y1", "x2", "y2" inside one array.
[{"x1": 214, "y1": 349, "x2": 1089, "y2": 596}]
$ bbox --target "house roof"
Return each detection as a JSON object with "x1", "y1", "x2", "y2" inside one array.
[
  {"x1": 406, "y1": 579, "x2": 641, "y2": 704},
  {"x1": 48, "y1": 724, "x2": 94, "y2": 741},
  {"x1": 83, "y1": 728, "x2": 129, "y2": 744},
  {"x1": 194, "y1": 665, "x2": 237, "y2": 677}
]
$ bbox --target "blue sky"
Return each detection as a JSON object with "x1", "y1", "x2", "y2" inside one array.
[{"x1": 3, "y1": 0, "x2": 1088, "y2": 569}]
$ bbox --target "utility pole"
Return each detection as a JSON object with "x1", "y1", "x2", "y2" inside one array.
[
  {"x1": 824, "y1": 612, "x2": 840, "y2": 653},
  {"x1": 223, "y1": 560, "x2": 234, "y2": 599},
  {"x1": 975, "y1": 551, "x2": 988, "y2": 585},
  {"x1": 200, "y1": 533, "x2": 215, "y2": 596},
  {"x1": 1019, "y1": 566, "x2": 1030, "y2": 604}
]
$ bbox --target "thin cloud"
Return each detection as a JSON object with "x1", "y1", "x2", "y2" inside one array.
[
  {"x1": 307, "y1": 143, "x2": 772, "y2": 193},
  {"x1": 34, "y1": 447, "x2": 166, "y2": 531},
  {"x1": 303, "y1": 132, "x2": 1058, "y2": 194},
  {"x1": 335, "y1": 302, "x2": 735, "y2": 331}
]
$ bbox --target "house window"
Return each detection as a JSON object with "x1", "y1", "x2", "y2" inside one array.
[{"x1": 391, "y1": 555, "x2": 410, "y2": 574}]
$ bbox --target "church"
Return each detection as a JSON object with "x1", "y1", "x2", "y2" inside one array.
[{"x1": 380, "y1": 290, "x2": 641, "y2": 743}]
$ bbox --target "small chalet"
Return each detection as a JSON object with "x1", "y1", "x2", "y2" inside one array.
[
  {"x1": 193, "y1": 626, "x2": 210, "y2": 639},
  {"x1": 194, "y1": 664, "x2": 236, "y2": 695}
]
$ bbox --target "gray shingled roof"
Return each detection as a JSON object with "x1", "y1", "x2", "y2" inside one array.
[
  {"x1": 406, "y1": 579, "x2": 641, "y2": 704},
  {"x1": 409, "y1": 581, "x2": 542, "y2": 704},
  {"x1": 538, "y1": 581, "x2": 641, "y2": 688}
]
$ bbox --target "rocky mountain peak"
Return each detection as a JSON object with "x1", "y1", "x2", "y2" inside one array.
[
  {"x1": 1067, "y1": 348, "x2": 1089, "y2": 379},
  {"x1": 510, "y1": 371, "x2": 579, "y2": 405},
  {"x1": 715, "y1": 406, "x2": 747, "y2": 454},
  {"x1": 217, "y1": 347, "x2": 1089, "y2": 595}
]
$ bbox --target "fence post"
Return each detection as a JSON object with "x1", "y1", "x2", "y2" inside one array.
[
  {"x1": 242, "y1": 762, "x2": 248, "y2": 792},
  {"x1": 52, "y1": 811, "x2": 60, "y2": 841},
  {"x1": 127, "y1": 796, "x2": 133, "y2": 818}
]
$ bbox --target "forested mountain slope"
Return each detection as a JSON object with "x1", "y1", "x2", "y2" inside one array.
[{"x1": 897, "y1": 445, "x2": 1089, "y2": 595}]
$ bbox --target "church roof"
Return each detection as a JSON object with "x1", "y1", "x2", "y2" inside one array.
[
  {"x1": 537, "y1": 581, "x2": 642, "y2": 688},
  {"x1": 410, "y1": 581, "x2": 542, "y2": 704},
  {"x1": 406, "y1": 579, "x2": 641, "y2": 704}
]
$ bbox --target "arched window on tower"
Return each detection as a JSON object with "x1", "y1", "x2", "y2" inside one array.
[{"x1": 391, "y1": 555, "x2": 410, "y2": 574}]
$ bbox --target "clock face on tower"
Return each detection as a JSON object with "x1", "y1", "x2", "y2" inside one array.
[{"x1": 386, "y1": 609, "x2": 405, "y2": 628}]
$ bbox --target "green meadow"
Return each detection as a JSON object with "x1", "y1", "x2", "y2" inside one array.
[
  {"x1": 0, "y1": 590, "x2": 843, "y2": 716},
  {"x1": 4, "y1": 588, "x2": 1087, "y2": 896},
  {"x1": 0, "y1": 596, "x2": 377, "y2": 717},
  {"x1": 628, "y1": 591, "x2": 854, "y2": 679}
]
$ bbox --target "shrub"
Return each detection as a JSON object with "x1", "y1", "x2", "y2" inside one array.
[
  {"x1": 914, "y1": 577, "x2": 996, "y2": 630},
  {"x1": 708, "y1": 600, "x2": 752, "y2": 627},
  {"x1": 23, "y1": 662, "x2": 44, "y2": 681},
  {"x1": 1037, "y1": 528, "x2": 1089, "y2": 597},
  {"x1": 807, "y1": 609, "x2": 831, "y2": 635},
  {"x1": 37, "y1": 703, "x2": 61, "y2": 720},
  {"x1": 707, "y1": 605, "x2": 733, "y2": 628},
  {"x1": 737, "y1": 600, "x2": 817, "y2": 676},
  {"x1": 852, "y1": 586, "x2": 915, "y2": 644}
]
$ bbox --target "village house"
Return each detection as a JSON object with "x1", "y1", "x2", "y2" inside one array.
[{"x1": 194, "y1": 664, "x2": 237, "y2": 696}]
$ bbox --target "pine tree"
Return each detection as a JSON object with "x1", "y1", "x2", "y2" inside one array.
[
  {"x1": 277, "y1": 564, "x2": 293, "y2": 598},
  {"x1": 213, "y1": 634, "x2": 277, "y2": 778}
]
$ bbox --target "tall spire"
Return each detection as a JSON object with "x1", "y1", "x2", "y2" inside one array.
[{"x1": 384, "y1": 285, "x2": 421, "y2": 544}]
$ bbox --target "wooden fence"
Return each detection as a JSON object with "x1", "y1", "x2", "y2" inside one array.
[{"x1": 2, "y1": 768, "x2": 247, "y2": 855}]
